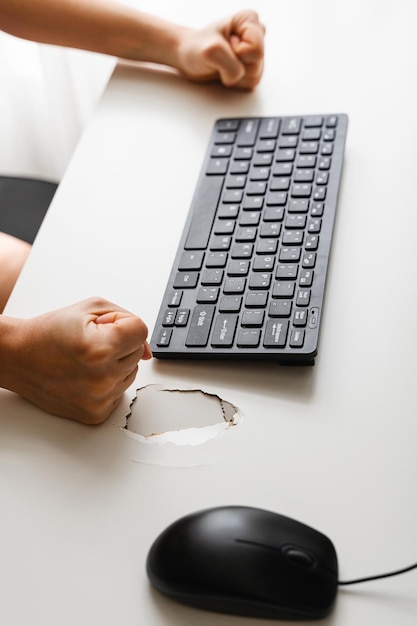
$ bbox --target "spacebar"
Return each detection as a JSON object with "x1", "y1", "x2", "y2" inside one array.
[{"x1": 184, "y1": 176, "x2": 224, "y2": 249}]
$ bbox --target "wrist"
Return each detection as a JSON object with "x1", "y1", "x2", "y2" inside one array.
[
  {"x1": 129, "y1": 16, "x2": 191, "y2": 71},
  {"x1": 157, "y1": 23, "x2": 191, "y2": 73}
]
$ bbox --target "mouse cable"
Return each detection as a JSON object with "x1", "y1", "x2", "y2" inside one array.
[{"x1": 338, "y1": 562, "x2": 417, "y2": 586}]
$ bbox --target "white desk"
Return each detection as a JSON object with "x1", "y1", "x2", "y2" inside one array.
[{"x1": 1, "y1": 1, "x2": 416, "y2": 624}]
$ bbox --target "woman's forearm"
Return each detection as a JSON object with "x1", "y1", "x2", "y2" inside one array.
[{"x1": 0, "y1": 0, "x2": 188, "y2": 68}]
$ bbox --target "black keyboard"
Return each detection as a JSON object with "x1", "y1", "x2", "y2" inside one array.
[{"x1": 150, "y1": 114, "x2": 348, "y2": 364}]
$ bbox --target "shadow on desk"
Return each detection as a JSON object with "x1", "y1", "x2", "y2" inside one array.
[
  {"x1": 114, "y1": 60, "x2": 264, "y2": 126},
  {"x1": 151, "y1": 358, "x2": 317, "y2": 406}
]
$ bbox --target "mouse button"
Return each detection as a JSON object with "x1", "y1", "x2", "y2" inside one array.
[{"x1": 281, "y1": 545, "x2": 317, "y2": 569}]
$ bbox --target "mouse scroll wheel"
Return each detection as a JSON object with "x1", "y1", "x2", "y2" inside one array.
[{"x1": 282, "y1": 546, "x2": 317, "y2": 569}]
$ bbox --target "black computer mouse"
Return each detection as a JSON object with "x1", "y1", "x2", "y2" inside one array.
[{"x1": 147, "y1": 505, "x2": 338, "y2": 621}]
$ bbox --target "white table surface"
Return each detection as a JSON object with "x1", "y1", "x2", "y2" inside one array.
[{"x1": 1, "y1": 1, "x2": 416, "y2": 624}]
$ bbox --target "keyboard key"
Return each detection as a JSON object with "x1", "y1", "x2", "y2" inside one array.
[
  {"x1": 264, "y1": 319, "x2": 289, "y2": 347},
  {"x1": 219, "y1": 296, "x2": 242, "y2": 312},
  {"x1": 205, "y1": 251, "x2": 228, "y2": 267},
  {"x1": 249, "y1": 273, "x2": 272, "y2": 289},
  {"x1": 185, "y1": 305, "x2": 215, "y2": 346},
  {"x1": 162, "y1": 309, "x2": 176, "y2": 326},
  {"x1": 293, "y1": 309, "x2": 308, "y2": 326},
  {"x1": 197, "y1": 287, "x2": 219, "y2": 303},
  {"x1": 281, "y1": 117, "x2": 301, "y2": 134},
  {"x1": 175, "y1": 309, "x2": 190, "y2": 326},
  {"x1": 269, "y1": 300, "x2": 292, "y2": 317},
  {"x1": 166, "y1": 290, "x2": 183, "y2": 307},
  {"x1": 173, "y1": 272, "x2": 199, "y2": 288},
  {"x1": 156, "y1": 328, "x2": 172, "y2": 347},
  {"x1": 237, "y1": 119, "x2": 259, "y2": 146},
  {"x1": 241, "y1": 310, "x2": 265, "y2": 326},
  {"x1": 290, "y1": 329, "x2": 305, "y2": 347},
  {"x1": 207, "y1": 158, "x2": 229, "y2": 175},
  {"x1": 178, "y1": 250, "x2": 204, "y2": 270},
  {"x1": 296, "y1": 290, "x2": 311, "y2": 306},
  {"x1": 237, "y1": 329, "x2": 261, "y2": 347},
  {"x1": 259, "y1": 117, "x2": 280, "y2": 139},
  {"x1": 273, "y1": 281, "x2": 296, "y2": 298},
  {"x1": 211, "y1": 314, "x2": 238, "y2": 347},
  {"x1": 246, "y1": 292, "x2": 268, "y2": 308}
]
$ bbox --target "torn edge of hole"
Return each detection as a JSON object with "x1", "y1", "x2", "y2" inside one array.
[{"x1": 122, "y1": 383, "x2": 243, "y2": 447}]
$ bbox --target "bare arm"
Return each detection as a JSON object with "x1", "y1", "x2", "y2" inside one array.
[
  {"x1": 0, "y1": 0, "x2": 265, "y2": 89},
  {"x1": 0, "y1": 0, "x2": 184, "y2": 66}
]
